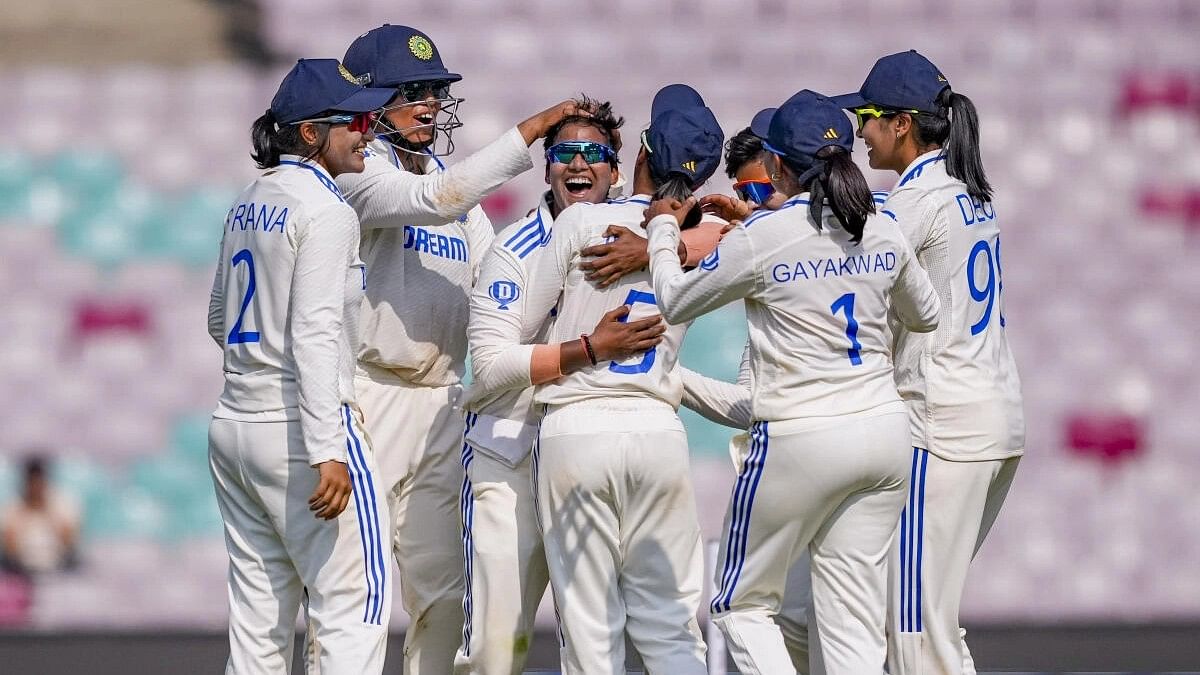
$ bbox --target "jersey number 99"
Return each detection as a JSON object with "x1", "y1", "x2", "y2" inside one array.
[{"x1": 968, "y1": 237, "x2": 1005, "y2": 336}]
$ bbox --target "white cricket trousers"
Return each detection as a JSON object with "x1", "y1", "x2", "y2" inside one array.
[
  {"x1": 356, "y1": 365, "x2": 467, "y2": 675},
  {"x1": 888, "y1": 450, "x2": 1020, "y2": 675},
  {"x1": 710, "y1": 403, "x2": 911, "y2": 675},
  {"x1": 731, "y1": 431, "x2": 814, "y2": 673},
  {"x1": 535, "y1": 399, "x2": 708, "y2": 675},
  {"x1": 209, "y1": 407, "x2": 391, "y2": 675},
  {"x1": 453, "y1": 415, "x2": 550, "y2": 675}
]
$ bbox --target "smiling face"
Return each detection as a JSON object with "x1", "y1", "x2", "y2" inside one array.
[
  {"x1": 316, "y1": 122, "x2": 374, "y2": 177},
  {"x1": 381, "y1": 88, "x2": 442, "y2": 149},
  {"x1": 858, "y1": 114, "x2": 904, "y2": 172},
  {"x1": 545, "y1": 122, "x2": 617, "y2": 215}
]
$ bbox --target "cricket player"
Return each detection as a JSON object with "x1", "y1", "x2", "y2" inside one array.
[
  {"x1": 645, "y1": 90, "x2": 941, "y2": 674},
  {"x1": 329, "y1": 26, "x2": 594, "y2": 674},
  {"x1": 470, "y1": 84, "x2": 725, "y2": 674},
  {"x1": 832, "y1": 50, "x2": 1025, "y2": 675},
  {"x1": 457, "y1": 97, "x2": 644, "y2": 674},
  {"x1": 207, "y1": 59, "x2": 395, "y2": 674}
]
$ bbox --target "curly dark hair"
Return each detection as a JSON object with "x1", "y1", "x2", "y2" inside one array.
[
  {"x1": 542, "y1": 95, "x2": 625, "y2": 166},
  {"x1": 724, "y1": 127, "x2": 764, "y2": 179}
]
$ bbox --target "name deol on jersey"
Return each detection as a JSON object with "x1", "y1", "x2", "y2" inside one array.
[{"x1": 771, "y1": 250, "x2": 897, "y2": 283}]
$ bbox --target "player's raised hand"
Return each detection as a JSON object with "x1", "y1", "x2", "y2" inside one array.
[
  {"x1": 700, "y1": 193, "x2": 755, "y2": 223},
  {"x1": 517, "y1": 100, "x2": 594, "y2": 145},
  {"x1": 589, "y1": 304, "x2": 667, "y2": 362},
  {"x1": 580, "y1": 225, "x2": 650, "y2": 287},
  {"x1": 309, "y1": 460, "x2": 353, "y2": 520}
]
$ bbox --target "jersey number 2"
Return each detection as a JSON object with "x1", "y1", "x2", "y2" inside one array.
[
  {"x1": 608, "y1": 289, "x2": 657, "y2": 375},
  {"x1": 830, "y1": 292, "x2": 863, "y2": 366},
  {"x1": 228, "y1": 248, "x2": 261, "y2": 345}
]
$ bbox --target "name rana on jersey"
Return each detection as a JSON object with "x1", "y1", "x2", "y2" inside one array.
[
  {"x1": 771, "y1": 250, "x2": 897, "y2": 283},
  {"x1": 402, "y1": 225, "x2": 468, "y2": 262},
  {"x1": 228, "y1": 202, "x2": 289, "y2": 233}
]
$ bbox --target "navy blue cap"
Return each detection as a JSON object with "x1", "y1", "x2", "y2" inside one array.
[
  {"x1": 748, "y1": 107, "x2": 776, "y2": 139},
  {"x1": 764, "y1": 90, "x2": 854, "y2": 166},
  {"x1": 646, "y1": 84, "x2": 724, "y2": 189},
  {"x1": 829, "y1": 50, "x2": 950, "y2": 114},
  {"x1": 270, "y1": 59, "x2": 396, "y2": 125},
  {"x1": 343, "y1": 25, "x2": 462, "y2": 88}
]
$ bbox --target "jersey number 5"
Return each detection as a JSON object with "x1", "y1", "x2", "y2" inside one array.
[
  {"x1": 608, "y1": 289, "x2": 658, "y2": 375},
  {"x1": 228, "y1": 248, "x2": 261, "y2": 345},
  {"x1": 830, "y1": 292, "x2": 863, "y2": 366}
]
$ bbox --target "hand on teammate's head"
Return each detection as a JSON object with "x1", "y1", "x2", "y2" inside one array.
[
  {"x1": 700, "y1": 193, "x2": 755, "y2": 223},
  {"x1": 642, "y1": 195, "x2": 697, "y2": 229},
  {"x1": 519, "y1": 99, "x2": 595, "y2": 145}
]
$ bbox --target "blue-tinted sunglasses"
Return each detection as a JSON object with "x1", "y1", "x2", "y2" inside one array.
[
  {"x1": 545, "y1": 141, "x2": 616, "y2": 165},
  {"x1": 733, "y1": 179, "x2": 775, "y2": 204}
]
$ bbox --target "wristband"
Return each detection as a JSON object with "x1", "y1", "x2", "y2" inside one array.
[{"x1": 580, "y1": 334, "x2": 598, "y2": 366}]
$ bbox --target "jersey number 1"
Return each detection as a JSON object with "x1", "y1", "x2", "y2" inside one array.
[
  {"x1": 228, "y1": 248, "x2": 261, "y2": 345},
  {"x1": 830, "y1": 292, "x2": 863, "y2": 366}
]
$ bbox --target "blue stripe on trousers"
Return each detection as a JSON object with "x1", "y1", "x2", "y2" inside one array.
[
  {"x1": 459, "y1": 412, "x2": 478, "y2": 654},
  {"x1": 900, "y1": 447, "x2": 928, "y2": 633},
  {"x1": 711, "y1": 422, "x2": 761, "y2": 613},
  {"x1": 343, "y1": 404, "x2": 386, "y2": 625},
  {"x1": 711, "y1": 421, "x2": 770, "y2": 614}
]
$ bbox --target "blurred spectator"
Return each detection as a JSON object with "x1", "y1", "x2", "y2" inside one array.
[{"x1": 1, "y1": 455, "x2": 80, "y2": 576}]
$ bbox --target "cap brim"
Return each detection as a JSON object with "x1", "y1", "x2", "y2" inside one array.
[
  {"x1": 400, "y1": 71, "x2": 463, "y2": 84},
  {"x1": 828, "y1": 92, "x2": 867, "y2": 110},
  {"x1": 332, "y1": 86, "x2": 397, "y2": 114}
]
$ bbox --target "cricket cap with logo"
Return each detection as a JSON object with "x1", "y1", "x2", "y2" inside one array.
[
  {"x1": 763, "y1": 90, "x2": 854, "y2": 173},
  {"x1": 830, "y1": 50, "x2": 950, "y2": 114},
  {"x1": 645, "y1": 84, "x2": 724, "y2": 189},
  {"x1": 343, "y1": 24, "x2": 462, "y2": 88},
  {"x1": 269, "y1": 59, "x2": 396, "y2": 125}
]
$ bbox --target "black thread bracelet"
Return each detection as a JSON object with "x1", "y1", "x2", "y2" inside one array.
[{"x1": 580, "y1": 334, "x2": 598, "y2": 365}]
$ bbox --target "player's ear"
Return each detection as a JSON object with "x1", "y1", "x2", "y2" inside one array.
[
  {"x1": 893, "y1": 112, "x2": 914, "y2": 141},
  {"x1": 298, "y1": 121, "x2": 321, "y2": 147}
]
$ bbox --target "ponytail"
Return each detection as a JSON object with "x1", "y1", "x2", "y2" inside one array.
[
  {"x1": 787, "y1": 146, "x2": 873, "y2": 243},
  {"x1": 250, "y1": 110, "x2": 326, "y2": 169},
  {"x1": 913, "y1": 88, "x2": 992, "y2": 203},
  {"x1": 653, "y1": 173, "x2": 702, "y2": 230}
]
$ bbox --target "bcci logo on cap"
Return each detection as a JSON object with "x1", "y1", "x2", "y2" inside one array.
[
  {"x1": 488, "y1": 280, "x2": 520, "y2": 310},
  {"x1": 409, "y1": 35, "x2": 434, "y2": 61},
  {"x1": 681, "y1": 160, "x2": 697, "y2": 172},
  {"x1": 337, "y1": 63, "x2": 358, "y2": 84}
]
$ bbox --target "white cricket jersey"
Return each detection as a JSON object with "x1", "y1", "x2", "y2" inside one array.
[
  {"x1": 463, "y1": 193, "x2": 557, "y2": 464},
  {"x1": 647, "y1": 194, "x2": 941, "y2": 423},
  {"x1": 524, "y1": 195, "x2": 697, "y2": 408},
  {"x1": 338, "y1": 138, "x2": 509, "y2": 386},
  {"x1": 884, "y1": 150, "x2": 1025, "y2": 460},
  {"x1": 207, "y1": 155, "x2": 364, "y2": 465}
]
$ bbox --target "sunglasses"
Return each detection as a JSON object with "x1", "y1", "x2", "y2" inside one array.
[
  {"x1": 293, "y1": 111, "x2": 377, "y2": 134},
  {"x1": 852, "y1": 105, "x2": 920, "y2": 130},
  {"x1": 545, "y1": 141, "x2": 616, "y2": 165},
  {"x1": 733, "y1": 179, "x2": 775, "y2": 204},
  {"x1": 396, "y1": 80, "x2": 452, "y2": 103}
]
